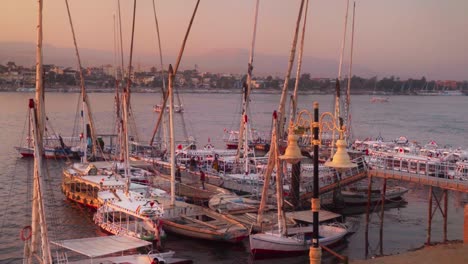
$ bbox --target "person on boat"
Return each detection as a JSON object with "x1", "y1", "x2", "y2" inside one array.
[
  {"x1": 212, "y1": 155, "x2": 220, "y2": 172},
  {"x1": 175, "y1": 166, "x2": 182, "y2": 183},
  {"x1": 151, "y1": 258, "x2": 160, "y2": 264},
  {"x1": 199, "y1": 169, "x2": 206, "y2": 190},
  {"x1": 189, "y1": 156, "x2": 197, "y2": 171},
  {"x1": 97, "y1": 136, "x2": 104, "y2": 151}
]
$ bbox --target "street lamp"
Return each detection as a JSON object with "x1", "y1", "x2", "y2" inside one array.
[{"x1": 280, "y1": 102, "x2": 356, "y2": 264}]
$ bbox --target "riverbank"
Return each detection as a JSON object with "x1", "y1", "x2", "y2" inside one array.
[{"x1": 350, "y1": 241, "x2": 467, "y2": 264}]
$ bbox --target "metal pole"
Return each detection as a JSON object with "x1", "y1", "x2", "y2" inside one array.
[{"x1": 310, "y1": 102, "x2": 321, "y2": 264}]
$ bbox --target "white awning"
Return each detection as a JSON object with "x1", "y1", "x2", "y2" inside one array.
[{"x1": 51, "y1": 235, "x2": 152, "y2": 257}]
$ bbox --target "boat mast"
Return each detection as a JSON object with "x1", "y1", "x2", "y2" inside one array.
[
  {"x1": 65, "y1": 0, "x2": 98, "y2": 160},
  {"x1": 257, "y1": 0, "x2": 306, "y2": 227},
  {"x1": 149, "y1": 0, "x2": 200, "y2": 147},
  {"x1": 291, "y1": 0, "x2": 309, "y2": 121},
  {"x1": 236, "y1": 0, "x2": 260, "y2": 162},
  {"x1": 117, "y1": 0, "x2": 126, "y2": 160},
  {"x1": 26, "y1": 0, "x2": 52, "y2": 262},
  {"x1": 151, "y1": 0, "x2": 169, "y2": 151},
  {"x1": 124, "y1": 0, "x2": 138, "y2": 188},
  {"x1": 344, "y1": 2, "x2": 356, "y2": 141},
  {"x1": 168, "y1": 65, "x2": 176, "y2": 205},
  {"x1": 332, "y1": 0, "x2": 350, "y2": 153},
  {"x1": 276, "y1": 0, "x2": 305, "y2": 141}
]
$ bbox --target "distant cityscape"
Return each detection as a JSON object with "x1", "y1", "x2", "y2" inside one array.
[{"x1": 1, "y1": 61, "x2": 467, "y2": 95}]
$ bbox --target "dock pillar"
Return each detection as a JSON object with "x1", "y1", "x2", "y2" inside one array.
[
  {"x1": 426, "y1": 186, "x2": 433, "y2": 245},
  {"x1": 464, "y1": 204, "x2": 468, "y2": 244},
  {"x1": 443, "y1": 190, "x2": 448, "y2": 242},
  {"x1": 379, "y1": 178, "x2": 387, "y2": 255},
  {"x1": 365, "y1": 173, "x2": 372, "y2": 257}
]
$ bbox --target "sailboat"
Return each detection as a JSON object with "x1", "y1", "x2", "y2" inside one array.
[
  {"x1": 155, "y1": 64, "x2": 249, "y2": 243},
  {"x1": 14, "y1": 97, "x2": 82, "y2": 159},
  {"x1": 23, "y1": 2, "x2": 190, "y2": 263},
  {"x1": 249, "y1": 0, "x2": 348, "y2": 257}
]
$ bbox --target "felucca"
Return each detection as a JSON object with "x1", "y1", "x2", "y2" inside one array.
[{"x1": 23, "y1": 2, "x2": 190, "y2": 263}]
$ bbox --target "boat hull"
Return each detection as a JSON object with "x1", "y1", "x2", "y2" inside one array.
[
  {"x1": 341, "y1": 186, "x2": 409, "y2": 204},
  {"x1": 249, "y1": 225, "x2": 347, "y2": 257}
]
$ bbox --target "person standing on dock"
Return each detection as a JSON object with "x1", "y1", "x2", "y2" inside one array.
[
  {"x1": 199, "y1": 169, "x2": 206, "y2": 190},
  {"x1": 176, "y1": 166, "x2": 182, "y2": 183}
]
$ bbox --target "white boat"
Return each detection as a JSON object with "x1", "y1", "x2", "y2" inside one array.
[
  {"x1": 62, "y1": 161, "x2": 153, "y2": 208},
  {"x1": 154, "y1": 103, "x2": 184, "y2": 113},
  {"x1": 370, "y1": 96, "x2": 389, "y2": 103},
  {"x1": 94, "y1": 189, "x2": 165, "y2": 241},
  {"x1": 249, "y1": 225, "x2": 348, "y2": 256},
  {"x1": 52, "y1": 236, "x2": 190, "y2": 264},
  {"x1": 341, "y1": 186, "x2": 409, "y2": 204},
  {"x1": 157, "y1": 197, "x2": 249, "y2": 243}
]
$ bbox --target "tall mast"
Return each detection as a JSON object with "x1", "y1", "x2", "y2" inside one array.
[
  {"x1": 257, "y1": 0, "x2": 305, "y2": 228},
  {"x1": 291, "y1": 0, "x2": 309, "y2": 121},
  {"x1": 345, "y1": 2, "x2": 356, "y2": 141},
  {"x1": 149, "y1": 0, "x2": 200, "y2": 147},
  {"x1": 26, "y1": 1, "x2": 52, "y2": 262},
  {"x1": 65, "y1": 0, "x2": 98, "y2": 159},
  {"x1": 116, "y1": 0, "x2": 125, "y2": 161},
  {"x1": 236, "y1": 0, "x2": 260, "y2": 162},
  {"x1": 276, "y1": 0, "x2": 305, "y2": 140},
  {"x1": 113, "y1": 12, "x2": 123, "y2": 161},
  {"x1": 124, "y1": 0, "x2": 138, "y2": 185},
  {"x1": 168, "y1": 65, "x2": 176, "y2": 205},
  {"x1": 332, "y1": 0, "x2": 350, "y2": 153},
  {"x1": 151, "y1": 0, "x2": 169, "y2": 150}
]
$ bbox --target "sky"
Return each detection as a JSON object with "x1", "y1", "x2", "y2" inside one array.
[{"x1": 1, "y1": 0, "x2": 468, "y2": 80}]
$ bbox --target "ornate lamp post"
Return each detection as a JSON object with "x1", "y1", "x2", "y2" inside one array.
[{"x1": 280, "y1": 102, "x2": 356, "y2": 264}]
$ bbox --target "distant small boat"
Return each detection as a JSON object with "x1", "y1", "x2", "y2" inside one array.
[
  {"x1": 370, "y1": 96, "x2": 389, "y2": 103},
  {"x1": 154, "y1": 104, "x2": 184, "y2": 113}
]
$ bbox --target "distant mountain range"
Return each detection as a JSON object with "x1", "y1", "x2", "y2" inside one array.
[{"x1": 0, "y1": 41, "x2": 377, "y2": 78}]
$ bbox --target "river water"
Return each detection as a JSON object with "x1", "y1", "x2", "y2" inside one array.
[{"x1": 0, "y1": 92, "x2": 467, "y2": 263}]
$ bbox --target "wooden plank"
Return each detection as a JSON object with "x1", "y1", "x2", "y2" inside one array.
[{"x1": 286, "y1": 209, "x2": 341, "y2": 224}]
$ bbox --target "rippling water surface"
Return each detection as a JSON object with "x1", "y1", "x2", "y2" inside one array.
[{"x1": 0, "y1": 92, "x2": 467, "y2": 263}]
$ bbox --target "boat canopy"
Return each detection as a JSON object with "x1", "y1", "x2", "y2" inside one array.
[{"x1": 51, "y1": 235, "x2": 152, "y2": 257}]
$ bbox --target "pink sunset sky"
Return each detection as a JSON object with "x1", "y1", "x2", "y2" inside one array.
[{"x1": 1, "y1": 0, "x2": 467, "y2": 80}]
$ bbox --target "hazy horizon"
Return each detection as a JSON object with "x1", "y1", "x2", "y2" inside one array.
[{"x1": 1, "y1": 0, "x2": 467, "y2": 80}]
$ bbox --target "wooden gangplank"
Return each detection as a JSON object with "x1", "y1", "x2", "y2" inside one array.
[
  {"x1": 299, "y1": 171, "x2": 368, "y2": 201},
  {"x1": 370, "y1": 169, "x2": 468, "y2": 193}
]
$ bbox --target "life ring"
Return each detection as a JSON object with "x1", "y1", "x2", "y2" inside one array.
[
  {"x1": 20, "y1": 226, "x2": 32, "y2": 241},
  {"x1": 399, "y1": 148, "x2": 404, "y2": 153}
]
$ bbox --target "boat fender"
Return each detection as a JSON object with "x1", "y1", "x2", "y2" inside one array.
[{"x1": 20, "y1": 226, "x2": 32, "y2": 241}]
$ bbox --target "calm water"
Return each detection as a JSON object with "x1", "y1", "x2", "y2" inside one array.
[{"x1": 0, "y1": 92, "x2": 467, "y2": 263}]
